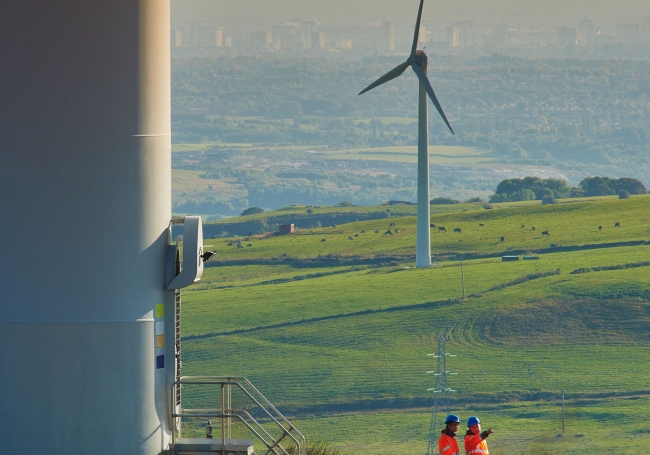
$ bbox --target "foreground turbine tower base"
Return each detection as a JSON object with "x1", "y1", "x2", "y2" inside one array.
[{"x1": 0, "y1": 1, "x2": 172, "y2": 454}]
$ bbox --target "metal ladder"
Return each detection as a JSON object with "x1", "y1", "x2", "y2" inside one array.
[{"x1": 171, "y1": 376, "x2": 306, "y2": 455}]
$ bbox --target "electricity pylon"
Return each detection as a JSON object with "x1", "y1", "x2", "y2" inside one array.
[{"x1": 425, "y1": 335, "x2": 457, "y2": 455}]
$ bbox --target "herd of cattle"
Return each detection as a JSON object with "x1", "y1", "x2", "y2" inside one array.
[{"x1": 332, "y1": 220, "x2": 623, "y2": 242}]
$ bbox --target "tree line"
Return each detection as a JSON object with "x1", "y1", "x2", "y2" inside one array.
[{"x1": 490, "y1": 176, "x2": 647, "y2": 203}]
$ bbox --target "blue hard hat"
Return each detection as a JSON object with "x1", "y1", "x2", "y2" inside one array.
[
  {"x1": 445, "y1": 414, "x2": 460, "y2": 424},
  {"x1": 467, "y1": 416, "x2": 480, "y2": 426}
]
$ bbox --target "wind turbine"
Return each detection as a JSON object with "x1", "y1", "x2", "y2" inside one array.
[{"x1": 359, "y1": 0, "x2": 454, "y2": 268}]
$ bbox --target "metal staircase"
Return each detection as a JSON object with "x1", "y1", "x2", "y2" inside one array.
[{"x1": 170, "y1": 376, "x2": 306, "y2": 455}]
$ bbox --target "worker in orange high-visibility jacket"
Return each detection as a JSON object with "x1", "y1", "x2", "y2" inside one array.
[
  {"x1": 464, "y1": 416, "x2": 493, "y2": 455},
  {"x1": 438, "y1": 414, "x2": 461, "y2": 455}
]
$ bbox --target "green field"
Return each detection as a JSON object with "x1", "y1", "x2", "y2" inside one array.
[
  {"x1": 180, "y1": 196, "x2": 650, "y2": 454},
  {"x1": 325, "y1": 145, "x2": 492, "y2": 165}
]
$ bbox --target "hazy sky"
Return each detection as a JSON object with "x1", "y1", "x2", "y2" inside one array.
[{"x1": 173, "y1": 0, "x2": 650, "y2": 30}]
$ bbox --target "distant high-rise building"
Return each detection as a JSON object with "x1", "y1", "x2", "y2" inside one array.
[
  {"x1": 336, "y1": 40, "x2": 353, "y2": 50},
  {"x1": 448, "y1": 26, "x2": 459, "y2": 48},
  {"x1": 171, "y1": 29, "x2": 182, "y2": 48},
  {"x1": 494, "y1": 24, "x2": 509, "y2": 47},
  {"x1": 382, "y1": 22, "x2": 395, "y2": 51},
  {"x1": 208, "y1": 30, "x2": 223, "y2": 47},
  {"x1": 558, "y1": 26, "x2": 577, "y2": 46},
  {"x1": 618, "y1": 23, "x2": 641, "y2": 45},
  {"x1": 303, "y1": 20, "x2": 319, "y2": 44},
  {"x1": 452, "y1": 21, "x2": 480, "y2": 48},
  {"x1": 419, "y1": 26, "x2": 427, "y2": 44},
  {"x1": 279, "y1": 33, "x2": 295, "y2": 51},
  {"x1": 577, "y1": 19, "x2": 594, "y2": 46},
  {"x1": 252, "y1": 30, "x2": 272, "y2": 51},
  {"x1": 312, "y1": 31, "x2": 325, "y2": 50}
]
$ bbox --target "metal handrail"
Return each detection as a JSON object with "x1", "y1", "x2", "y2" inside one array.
[{"x1": 171, "y1": 376, "x2": 306, "y2": 455}]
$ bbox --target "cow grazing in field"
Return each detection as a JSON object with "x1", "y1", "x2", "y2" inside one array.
[
  {"x1": 348, "y1": 236, "x2": 354, "y2": 240},
  {"x1": 438, "y1": 226, "x2": 447, "y2": 232},
  {"x1": 615, "y1": 222, "x2": 621, "y2": 227},
  {"x1": 321, "y1": 239, "x2": 326, "y2": 242},
  {"x1": 531, "y1": 226, "x2": 536, "y2": 231},
  {"x1": 598, "y1": 226, "x2": 602, "y2": 231},
  {"x1": 354, "y1": 233, "x2": 359, "y2": 237},
  {"x1": 375, "y1": 230, "x2": 380, "y2": 233},
  {"x1": 500, "y1": 236, "x2": 505, "y2": 242},
  {"x1": 389, "y1": 222, "x2": 396, "y2": 227},
  {"x1": 385, "y1": 230, "x2": 393, "y2": 235},
  {"x1": 521, "y1": 224, "x2": 526, "y2": 228},
  {"x1": 395, "y1": 229, "x2": 400, "y2": 233},
  {"x1": 454, "y1": 228, "x2": 462, "y2": 233},
  {"x1": 236, "y1": 244, "x2": 244, "y2": 249},
  {"x1": 430, "y1": 223, "x2": 436, "y2": 228},
  {"x1": 542, "y1": 230, "x2": 550, "y2": 236},
  {"x1": 479, "y1": 223, "x2": 485, "y2": 227},
  {"x1": 246, "y1": 243, "x2": 253, "y2": 247}
]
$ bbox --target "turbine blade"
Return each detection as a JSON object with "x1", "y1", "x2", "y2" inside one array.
[
  {"x1": 358, "y1": 61, "x2": 410, "y2": 95},
  {"x1": 411, "y1": 0, "x2": 426, "y2": 56},
  {"x1": 410, "y1": 62, "x2": 455, "y2": 134}
]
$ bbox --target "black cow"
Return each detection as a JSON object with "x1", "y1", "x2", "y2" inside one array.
[
  {"x1": 479, "y1": 223, "x2": 485, "y2": 227},
  {"x1": 542, "y1": 230, "x2": 550, "y2": 236},
  {"x1": 615, "y1": 222, "x2": 621, "y2": 227},
  {"x1": 438, "y1": 226, "x2": 447, "y2": 232},
  {"x1": 454, "y1": 228, "x2": 462, "y2": 233},
  {"x1": 598, "y1": 226, "x2": 602, "y2": 231},
  {"x1": 500, "y1": 236, "x2": 505, "y2": 242}
]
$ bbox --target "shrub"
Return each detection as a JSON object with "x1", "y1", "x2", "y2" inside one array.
[
  {"x1": 542, "y1": 195, "x2": 556, "y2": 204},
  {"x1": 286, "y1": 442, "x2": 347, "y2": 455},
  {"x1": 618, "y1": 190, "x2": 630, "y2": 199},
  {"x1": 430, "y1": 197, "x2": 461, "y2": 205},
  {"x1": 240, "y1": 206, "x2": 265, "y2": 216},
  {"x1": 336, "y1": 201, "x2": 352, "y2": 207}
]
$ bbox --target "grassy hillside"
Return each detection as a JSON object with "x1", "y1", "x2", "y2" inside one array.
[{"x1": 179, "y1": 195, "x2": 650, "y2": 454}]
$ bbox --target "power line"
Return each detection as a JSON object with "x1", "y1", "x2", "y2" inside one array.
[
  {"x1": 527, "y1": 363, "x2": 536, "y2": 400},
  {"x1": 425, "y1": 335, "x2": 457, "y2": 455}
]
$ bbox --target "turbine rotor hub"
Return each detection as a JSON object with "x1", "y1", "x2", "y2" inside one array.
[{"x1": 413, "y1": 50, "x2": 428, "y2": 71}]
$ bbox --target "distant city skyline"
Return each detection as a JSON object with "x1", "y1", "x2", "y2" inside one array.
[
  {"x1": 170, "y1": 11, "x2": 650, "y2": 58},
  {"x1": 172, "y1": 0, "x2": 650, "y2": 30}
]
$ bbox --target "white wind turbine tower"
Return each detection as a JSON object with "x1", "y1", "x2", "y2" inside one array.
[{"x1": 359, "y1": 0, "x2": 454, "y2": 268}]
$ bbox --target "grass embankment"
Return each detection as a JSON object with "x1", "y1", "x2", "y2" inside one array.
[{"x1": 180, "y1": 196, "x2": 650, "y2": 454}]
